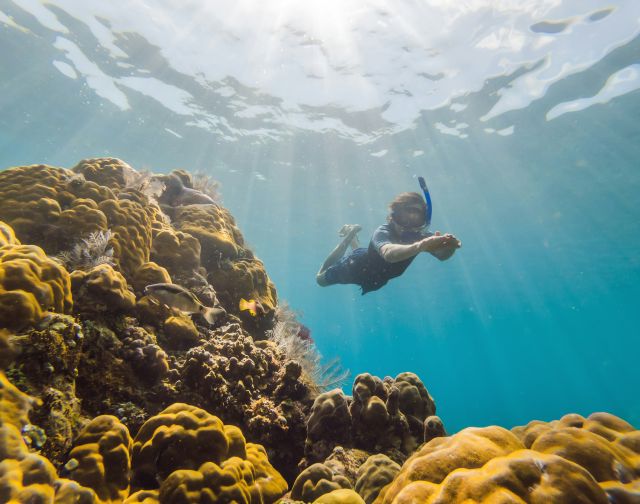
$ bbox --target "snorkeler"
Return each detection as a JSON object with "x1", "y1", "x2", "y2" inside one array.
[{"x1": 316, "y1": 185, "x2": 461, "y2": 294}]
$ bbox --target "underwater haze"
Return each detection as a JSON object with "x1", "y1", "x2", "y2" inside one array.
[{"x1": 1, "y1": 0, "x2": 639, "y2": 433}]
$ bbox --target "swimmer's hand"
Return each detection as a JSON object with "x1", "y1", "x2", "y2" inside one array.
[{"x1": 418, "y1": 232, "x2": 462, "y2": 253}]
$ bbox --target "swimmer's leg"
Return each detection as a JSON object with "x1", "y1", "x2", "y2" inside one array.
[{"x1": 316, "y1": 224, "x2": 362, "y2": 286}]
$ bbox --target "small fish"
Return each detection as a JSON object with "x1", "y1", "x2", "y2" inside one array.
[
  {"x1": 239, "y1": 298, "x2": 262, "y2": 317},
  {"x1": 145, "y1": 283, "x2": 226, "y2": 324}
]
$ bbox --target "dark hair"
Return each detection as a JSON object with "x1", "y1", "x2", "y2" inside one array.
[
  {"x1": 389, "y1": 192, "x2": 426, "y2": 216},
  {"x1": 387, "y1": 192, "x2": 427, "y2": 222}
]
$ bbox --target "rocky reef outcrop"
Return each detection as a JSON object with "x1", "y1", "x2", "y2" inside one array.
[{"x1": 1, "y1": 158, "x2": 638, "y2": 504}]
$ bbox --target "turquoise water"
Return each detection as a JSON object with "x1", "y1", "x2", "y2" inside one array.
[{"x1": 1, "y1": 0, "x2": 639, "y2": 433}]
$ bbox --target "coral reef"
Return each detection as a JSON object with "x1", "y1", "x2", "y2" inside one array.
[{"x1": 1, "y1": 157, "x2": 638, "y2": 504}]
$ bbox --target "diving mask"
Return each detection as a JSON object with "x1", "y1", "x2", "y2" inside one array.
[{"x1": 393, "y1": 207, "x2": 427, "y2": 231}]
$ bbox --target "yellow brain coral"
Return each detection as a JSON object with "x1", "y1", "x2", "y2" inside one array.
[
  {"x1": 0, "y1": 371, "x2": 37, "y2": 430},
  {"x1": 0, "y1": 421, "x2": 99, "y2": 504},
  {"x1": 71, "y1": 263, "x2": 136, "y2": 313},
  {"x1": 0, "y1": 165, "x2": 73, "y2": 246},
  {"x1": 56, "y1": 198, "x2": 109, "y2": 249},
  {"x1": 131, "y1": 403, "x2": 287, "y2": 503},
  {"x1": 131, "y1": 262, "x2": 171, "y2": 295},
  {"x1": 377, "y1": 414, "x2": 640, "y2": 504},
  {"x1": 171, "y1": 205, "x2": 242, "y2": 266},
  {"x1": 65, "y1": 415, "x2": 133, "y2": 503},
  {"x1": 313, "y1": 489, "x2": 367, "y2": 504},
  {"x1": 162, "y1": 315, "x2": 200, "y2": 348},
  {"x1": 0, "y1": 243, "x2": 73, "y2": 330},
  {"x1": 291, "y1": 463, "x2": 352, "y2": 502},
  {"x1": 513, "y1": 412, "x2": 640, "y2": 501},
  {"x1": 0, "y1": 329, "x2": 13, "y2": 369},
  {"x1": 72, "y1": 158, "x2": 137, "y2": 190},
  {"x1": 150, "y1": 225, "x2": 201, "y2": 276},
  {"x1": 98, "y1": 198, "x2": 153, "y2": 278},
  {"x1": 375, "y1": 426, "x2": 525, "y2": 503},
  {"x1": 0, "y1": 221, "x2": 19, "y2": 247},
  {"x1": 0, "y1": 164, "x2": 157, "y2": 283},
  {"x1": 390, "y1": 450, "x2": 610, "y2": 504}
]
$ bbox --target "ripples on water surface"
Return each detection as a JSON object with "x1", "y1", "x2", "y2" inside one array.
[{"x1": 1, "y1": 0, "x2": 639, "y2": 431}]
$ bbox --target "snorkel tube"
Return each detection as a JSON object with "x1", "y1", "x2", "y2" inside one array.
[{"x1": 418, "y1": 176, "x2": 432, "y2": 228}]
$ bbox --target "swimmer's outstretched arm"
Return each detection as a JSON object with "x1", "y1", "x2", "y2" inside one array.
[{"x1": 380, "y1": 232, "x2": 461, "y2": 263}]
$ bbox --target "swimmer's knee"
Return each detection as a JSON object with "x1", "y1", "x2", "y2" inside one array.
[{"x1": 316, "y1": 272, "x2": 329, "y2": 287}]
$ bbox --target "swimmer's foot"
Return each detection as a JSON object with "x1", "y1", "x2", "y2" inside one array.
[
  {"x1": 339, "y1": 224, "x2": 361, "y2": 250},
  {"x1": 338, "y1": 224, "x2": 362, "y2": 238}
]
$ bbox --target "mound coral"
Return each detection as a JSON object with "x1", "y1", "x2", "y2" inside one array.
[
  {"x1": 64, "y1": 414, "x2": 133, "y2": 502},
  {"x1": 303, "y1": 372, "x2": 438, "y2": 467},
  {"x1": 313, "y1": 489, "x2": 366, "y2": 504},
  {"x1": 375, "y1": 413, "x2": 640, "y2": 504},
  {"x1": 130, "y1": 262, "x2": 171, "y2": 295},
  {"x1": 72, "y1": 157, "x2": 138, "y2": 190},
  {"x1": 0, "y1": 220, "x2": 19, "y2": 246},
  {"x1": 0, "y1": 422, "x2": 99, "y2": 504},
  {"x1": 291, "y1": 462, "x2": 353, "y2": 502},
  {"x1": 355, "y1": 454, "x2": 401, "y2": 504},
  {"x1": 387, "y1": 449, "x2": 610, "y2": 504},
  {"x1": 71, "y1": 263, "x2": 136, "y2": 314},
  {"x1": 131, "y1": 403, "x2": 287, "y2": 502},
  {"x1": 0, "y1": 371, "x2": 36, "y2": 429},
  {"x1": 0, "y1": 164, "x2": 157, "y2": 282},
  {"x1": 0, "y1": 239, "x2": 73, "y2": 330},
  {"x1": 171, "y1": 204, "x2": 242, "y2": 264},
  {"x1": 150, "y1": 225, "x2": 201, "y2": 277},
  {"x1": 162, "y1": 315, "x2": 200, "y2": 348}
]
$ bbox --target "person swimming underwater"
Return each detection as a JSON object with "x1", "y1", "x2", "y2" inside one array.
[{"x1": 316, "y1": 191, "x2": 461, "y2": 294}]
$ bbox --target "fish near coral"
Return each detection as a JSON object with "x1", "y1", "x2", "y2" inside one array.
[
  {"x1": 145, "y1": 283, "x2": 226, "y2": 324},
  {"x1": 239, "y1": 298, "x2": 264, "y2": 317},
  {"x1": 160, "y1": 173, "x2": 217, "y2": 206}
]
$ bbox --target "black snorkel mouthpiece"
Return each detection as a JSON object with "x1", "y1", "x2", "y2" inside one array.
[{"x1": 418, "y1": 176, "x2": 432, "y2": 228}]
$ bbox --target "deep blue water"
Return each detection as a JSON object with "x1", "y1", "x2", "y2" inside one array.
[{"x1": 1, "y1": 0, "x2": 639, "y2": 433}]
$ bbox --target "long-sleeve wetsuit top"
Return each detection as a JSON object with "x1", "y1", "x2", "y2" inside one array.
[{"x1": 352, "y1": 223, "x2": 428, "y2": 294}]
